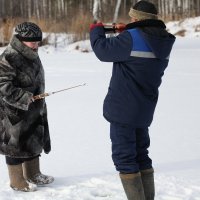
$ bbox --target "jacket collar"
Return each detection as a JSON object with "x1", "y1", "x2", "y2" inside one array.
[
  {"x1": 10, "y1": 35, "x2": 39, "y2": 60},
  {"x1": 125, "y1": 19, "x2": 166, "y2": 30}
]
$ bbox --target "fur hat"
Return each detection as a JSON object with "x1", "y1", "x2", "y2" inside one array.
[
  {"x1": 129, "y1": 0, "x2": 158, "y2": 20},
  {"x1": 15, "y1": 22, "x2": 42, "y2": 42}
]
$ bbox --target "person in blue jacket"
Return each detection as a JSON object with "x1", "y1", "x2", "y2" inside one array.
[{"x1": 90, "y1": 1, "x2": 176, "y2": 199}]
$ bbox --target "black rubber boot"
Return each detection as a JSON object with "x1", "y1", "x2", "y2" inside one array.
[
  {"x1": 140, "y1": 168, "x2": 155, "y2": 200},
  {"x1": 120, "y1": 172, "x2": 145, "y2": 200}
]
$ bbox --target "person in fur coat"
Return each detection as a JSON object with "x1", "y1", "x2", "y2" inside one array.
[{"x1": 0, "y1": 22, "x2": 54, "y2": 192}]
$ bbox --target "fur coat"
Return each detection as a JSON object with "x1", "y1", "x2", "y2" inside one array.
[{"x1": 0, "y1": 35, "x2": 51, "y2": 158}]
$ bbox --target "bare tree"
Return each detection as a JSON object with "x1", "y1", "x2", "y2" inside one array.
[
  {"x1": 0, "y1": 0, "x2": 200, "y2": 28},
  {"x1": 93, "y1": 0, "x2": 101, "y2": 21},
  {"x1": 113, "y1": 0, "x2": 122, "y2": 23}
]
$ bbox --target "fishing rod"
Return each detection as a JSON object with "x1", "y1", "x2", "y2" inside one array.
[{"x1": 32, "y1": 83, "x2": 86, "y2": 101}]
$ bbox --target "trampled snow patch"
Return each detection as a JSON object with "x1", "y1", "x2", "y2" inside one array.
[
  {"x1": 0, "y1": 174, "x2": 200, "y2": 200},
  {"x1": 156, "y1": 175, "x2": 200, "y2": 200}
]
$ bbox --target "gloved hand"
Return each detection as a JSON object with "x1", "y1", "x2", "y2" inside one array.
[
  {"x1": 90, "y1": 22, "x2": 104, "y2": 31},
  {"x1": 114, "y1": 23, "x2": 126, "y2": 33}
]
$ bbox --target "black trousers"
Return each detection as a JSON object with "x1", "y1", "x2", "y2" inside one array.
[{"x1": 5, "y1": 155, "x2": 40, "y2": 165}]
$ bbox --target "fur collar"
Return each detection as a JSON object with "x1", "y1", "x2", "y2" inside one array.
[
  {"x1": 125, "y1": 19, "x2": 166, "y2": 30},
  {"x1": 10, "y1": 35, "x2": 39, "y2": 60}
]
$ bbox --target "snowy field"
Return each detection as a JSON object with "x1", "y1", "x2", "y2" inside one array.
[{"x1": 0, "y1": 36, "x2": 200, "y2": 199}]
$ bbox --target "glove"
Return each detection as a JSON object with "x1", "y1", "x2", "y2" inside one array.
[
  {"x1": 114, "y1": 23, "x2": 126, "y2": 33},
  {"x1": 90, "y1": 22, "x2": 104, "y2": 31}
]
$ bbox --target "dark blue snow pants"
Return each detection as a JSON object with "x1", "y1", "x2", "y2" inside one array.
[{"x1": 110, "y1": 122, "x2": 152, "y2": 174}]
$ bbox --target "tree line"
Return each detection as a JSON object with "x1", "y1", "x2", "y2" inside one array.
[
  {"x1": 0, "y1": 0, "x2": 199, "y2": 46},
  {"x1": 0, "y1": 0, "x2": 199, "y2": 22}
]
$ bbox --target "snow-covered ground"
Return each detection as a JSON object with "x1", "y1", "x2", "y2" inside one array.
[
  {"x1": 166, "y1": 16, "x2": 200, "y2": 37},
  {"x1": 0, "y1": 19, "x2": 200, "y2": 199}
]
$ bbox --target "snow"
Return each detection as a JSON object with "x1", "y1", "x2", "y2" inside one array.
[
  {"x1": 0, "y1": 18, "x2": 200, "y2": 199},
  {"x1": 166, "y1": 16, "x2": 200, "y2": 37}
]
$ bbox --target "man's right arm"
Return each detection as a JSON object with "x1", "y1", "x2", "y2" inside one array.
[{"x1": 90, "y1": 24, "x2": 132, "y2": 63}]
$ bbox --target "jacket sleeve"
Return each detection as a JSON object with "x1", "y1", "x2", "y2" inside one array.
[
  {"x1": 90, "y1": 26, "x2": 132, "y2": 62},
  {"x1": 0, "y1": 58, "x2": 33, "y2": 111}
]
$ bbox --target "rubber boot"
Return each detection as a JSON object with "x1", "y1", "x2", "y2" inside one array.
[
  {"x1": 7, "y1": 164, "x2": 37, "y2": 192},
  {"x1": 140, "y1": 168, "x2": 155, "y2": 200},
  {"x1": 22, "y1": 157, "x2": 54, "y2": 185},
  {"x1": 120, "y1": 172, "x2": 145, "y2": 200}
]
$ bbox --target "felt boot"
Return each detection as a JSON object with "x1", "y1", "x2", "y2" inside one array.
[
  {"x1": 23, "y1": 157, "x2": 54, "y2": 185},
  {"x1": 7, "y1": 164, "x2": 37, "y2": 192}
]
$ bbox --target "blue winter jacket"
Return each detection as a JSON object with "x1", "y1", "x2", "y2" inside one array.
[{"x1": 90, "y1": 19, "x2": 176, "y2": 127}]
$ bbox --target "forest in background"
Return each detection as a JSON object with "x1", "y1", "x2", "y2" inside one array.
[{"x1": 0, "y1": 0, "x2": 200, "y2": 46}]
